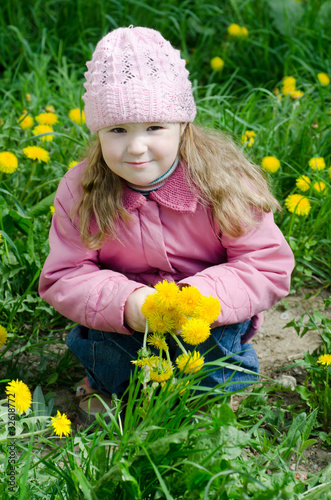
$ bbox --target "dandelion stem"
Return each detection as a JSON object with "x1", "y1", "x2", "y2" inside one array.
[
  {"x1": 143, "y1": 320, "x2": 149, "y2": 352},
  {"x1": 170, "y1": 331, "x2": 187, "y2": 355},
  {"x1": 287, "y1": 212, "x2": 296, "y2": 239},
  {"x1": 20, "y1": 161, "x2": 37, "y2": 203},
  {"x1": 0, "y1": 427, "x2": 52, "y2": 443},
  {"x1": 158, "y1": 349, "x2": 163, "y2": 370},
  {"x1": 165, "y1": 349, "x2": 172, "y2": 367},
  {"x1": 324, "y1": 366, "x2": 330, "y2": 432}
]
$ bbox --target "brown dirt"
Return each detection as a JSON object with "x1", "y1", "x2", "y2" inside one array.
[
  {"x1": 250, "y1": 287, "x2": 331, "y2": 472},
  {"x1": 252, "y1": 288, "x2": 328, "y2": 377}
]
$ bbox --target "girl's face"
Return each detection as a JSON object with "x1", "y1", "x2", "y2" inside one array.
[{"x1": 98, "y1": 122, "x2": 182, "y2": 185}]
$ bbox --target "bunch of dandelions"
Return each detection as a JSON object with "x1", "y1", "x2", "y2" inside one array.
[
  {"x1": 5, "y1": 379, "x2": 71, "y2": 438},
  {"x1": 133, "y1": 281, "x2": 221, "y2": 386}
]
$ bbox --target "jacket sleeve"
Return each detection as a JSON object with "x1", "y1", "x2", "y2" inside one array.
[
  {"x1": 38, "y1": 175, "x2": 146, "y2": 334},
  {"x1": 178, "y1": 211, "x2": 295, "y2": 326}
]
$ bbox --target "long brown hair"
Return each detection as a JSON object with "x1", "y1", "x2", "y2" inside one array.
[{"x1": 77, "y1": 123, "x2": 280, "y2": 249}]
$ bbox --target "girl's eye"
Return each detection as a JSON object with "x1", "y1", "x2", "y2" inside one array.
[
  {"x1": 110, "y1": 127, "x2": 126, "y2": 133},
  {"x1": 147, "y1": 125, "x2": 163, "y2": 131}
]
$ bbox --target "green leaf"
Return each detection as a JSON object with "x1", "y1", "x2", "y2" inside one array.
[
  {"x1": 93, "y1": 461, "x2": 140, "y2": 497},
  {"x1": 71, "y1": 468, "x2": 96, "y2": 500},
  {"x1": 210, "y1": 402, "x2": 237, "y2": 426},
  {"x1": 267, "y1": 0, "x2": 304, "y2": 36},
  {"x1": 0, "y1": 230, "x2": 22, "y2": 263},
  {"x1": 46, "y1": 372, "x2": 59, "y2": 386},
  {"x1": 0, "y1": 188, "x2": 28, "y2": 218},
  {"x1": 301, "y1": 408, "x2": 318, "y2": 444},
  {"x1": 32, "y1": 385, "x2": 48, "y2": 416},
  {"x1": 28, "y1": 191, "x2": 56, "y2": 217},
  {"x1": 299, "y1": 438, "x2": 318, "y2": 454},
  {"x1": 141, "y1": 445, "x2": 174, "y2": 500},
  {"x1": 147, "y1": 428, "x2": 189, "y2": 456}
]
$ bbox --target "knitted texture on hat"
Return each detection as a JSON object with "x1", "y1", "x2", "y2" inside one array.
[{"x1": 83, "y1": 26, "x2": 196, "y2": 133}]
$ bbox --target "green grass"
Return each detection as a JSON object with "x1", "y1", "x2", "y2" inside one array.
[{"x1": 0, "y1": 0, "x2": 331, "y2": 498}]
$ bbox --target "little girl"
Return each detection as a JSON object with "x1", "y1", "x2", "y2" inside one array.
[{"x1": 39, "y1": 26, "x2": 294, "y2": 422}]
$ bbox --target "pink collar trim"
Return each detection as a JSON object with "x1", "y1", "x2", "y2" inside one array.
[{"x1": 122, "y1": 162, "x2": 199, "y2": 213}]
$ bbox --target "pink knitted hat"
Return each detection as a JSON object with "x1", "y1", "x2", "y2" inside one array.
[{"x1": 82, "y1": 26, "x2": 196, "y2": 133}]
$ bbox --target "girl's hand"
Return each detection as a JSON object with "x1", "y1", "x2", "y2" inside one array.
[{"x1": 124, "y1": 287, "x2": 156, "y2": 332}]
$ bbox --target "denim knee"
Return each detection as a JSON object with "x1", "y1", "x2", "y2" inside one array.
[
  {"x1": 66, "y1": 320, "x2": 259, "y2": 396},
  {"x1": 66, "y1": 325, "x2": 144, "y2": 396}
]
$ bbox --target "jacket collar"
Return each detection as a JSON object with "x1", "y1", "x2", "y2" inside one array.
[{"x1": 122, "y1": 162, "x2": 199, "y2": 214}]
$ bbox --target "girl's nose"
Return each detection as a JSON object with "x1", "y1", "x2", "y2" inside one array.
[{"x1": 127, "y1": 135, "x2": 148, "y2": 155}]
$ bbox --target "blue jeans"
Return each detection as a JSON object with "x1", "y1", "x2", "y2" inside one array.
[{"x1": 66, "y1": 320, "x2": 259, "y2": 397}]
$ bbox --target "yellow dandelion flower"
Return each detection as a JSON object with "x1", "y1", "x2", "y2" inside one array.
[
  {"x1": 6, "y1": 379, "x2": 32, "y2": 415},
  {"x1": 261, "y1": 156, "x2": 281, "y2": 173},
  {"x1": 180, "y1": 318, "x2": 211, "y2": 346},
  {"x1": 26, "y1": 93, "x2": 31, "y2": 101},
  {"x1": 193, "y1": 296, "x2": 221, "y2": 324},
  {"x1": 22, "y1": 146, "x2": 49, "y2": 163},
  {"x1": 176, "y1": 351, "x2": 204, "y2": 374},
  {"x1": 32, "y1": 124, "x2": 54, "y2": 141},
  {"x1": 141, "y1": 293, "x2": 159, "y2": 320},
  {"x1": 150, "y1": 359, "x2": 173, "y2": 383},
  {"x1": 210, "y1": 57, "x2": 224, "y2": 71},
  {"x1": 46, "y1": 105, "x2": 56, "y2": 113},
  {"x1": 177, "y1": 286, "x2": 203, "y2": 316},
  {"x1": 148, "y1": 312, "x2": 176, "y2": 334},
  {"x1": 240, "y1": 26, "x2": 249, "y2": 38},
  {"x1": 317, "y1": 73, "x2": 330, "y2": 86},
  {"x1": 0, "y1": 151, "x2": 18, "y2": 174},
  {"x1": 50, "y1": 205, "x2": 55, "y2": 214},
  {"x1": 177, "y1": 380, "x2": 190, "y2": 396},
  {"x1": 131, "y1": 355, "x2": 159, "y2": 367},
  {"x1": 285, "y1": 194, "x2": 311, "y2": 216},
  {"x1": 68, "y1": 160, "x2": 78, "y2": 169},
  {"x1": 68, "y1": 108, "x2": 86, "y2": 125},
  {"x1": 290, "y1": 90, "x2": 304, "y2": 100},
  {"x1": 147, "y1": 333, "x2": 168, "y2": 351},
  {"x1": 0, "y1": 325, "x2": 7, "y2": 347},
  {"x1": 313, "y1": 181, "x2": 326, "y2": 193},
  {"x1": 309, "y1": 157, "x2": 326, "y2": 171},
  {"x1": 51, "y1": 410, "x2": 71, "y2": 438},
  {"x1": 241, "y1": 130, "x2": 256, "y2": 147},
  {"x1": 35, "y1": 112, "x2": 58, "y2": 126},
  {"x1": 296, "y1": 175, "x2": 311, "y2": 192},
  {"x1": 317, "y1": 354, "x2": 331, "y2": 366},
  {"x1": 227, "y1": 23, "x2": 242, "y2": 37},
  {"x1": 18, "y1": 114, "x2": 34, "y2": 130},
  {"x1": 173, "y1": 312, "x2": 189, "y2": 330},
  {"x1": 154, "y1": 280, "x2": 180, "y2": 309},
  {"x1": 282, "y1": 76, "x2": 296, "y2": 95}
]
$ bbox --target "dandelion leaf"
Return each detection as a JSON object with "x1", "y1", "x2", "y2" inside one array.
[
  {"x1": 267, "y1": 0, "x2": 304, "y2": 36},
  {"x1": 93, "y1": 461, "x2": 140, "y2": 498},
  {"x1": 191, "y1": 425, "x2": 250, "y2": 463},
  {"x1": 210, "y1": 402, "x2": 237, "y2": 426},
  {"x1": 32, "y1": 385, "x2": 48, "y2": 416},
  {"x1": 147, "y1": 428, "x2": 190, "y2": 456}
]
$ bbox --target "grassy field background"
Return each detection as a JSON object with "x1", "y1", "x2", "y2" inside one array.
[{"x1": 0, "y1": 1, "x2": 331, "y2": 498}]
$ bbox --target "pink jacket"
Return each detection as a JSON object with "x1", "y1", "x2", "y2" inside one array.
[{"x1": 39, "y1": 160, "x2": 294, "y2": 342}]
